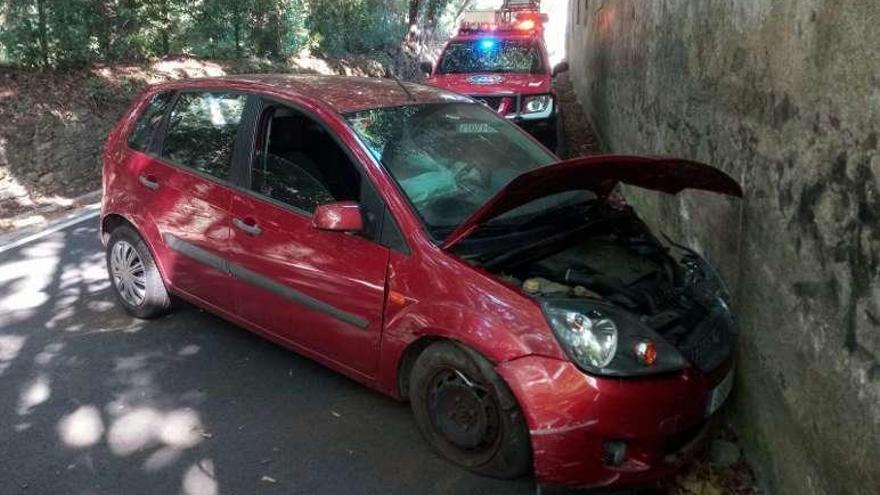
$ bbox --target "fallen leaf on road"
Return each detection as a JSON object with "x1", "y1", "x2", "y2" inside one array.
[
  {"x1": 331, "y1": 410, "x2": 341, "y2": 418},
  {"x1": 261, "y1": 475, "x2": 277, "y2": 483}
]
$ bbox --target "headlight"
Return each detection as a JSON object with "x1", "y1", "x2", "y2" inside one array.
[
  {"x1": 544, "y1": 301, "x2": 689, "y2": 376},
  {"x1": 545, "y1": 307, "x2": 617, "y2": 368},
  {"x1": 522, "y1": 94, "x2": 552, "y2": 114}
]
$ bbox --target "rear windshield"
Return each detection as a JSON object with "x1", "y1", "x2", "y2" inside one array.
[{"x1": 437, "y1": 39, "x2": 544, "y2": 75}]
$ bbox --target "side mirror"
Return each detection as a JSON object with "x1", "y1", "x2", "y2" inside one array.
[
  {"x1": 313, "y1": 201, "x2": 364, "y2": 232},
  {"x1": 552, "y1": 61, "x2": 570, "y2": 77},
  {"x1": 420, "y1": 61, "x2": 433, "y2": 76}
]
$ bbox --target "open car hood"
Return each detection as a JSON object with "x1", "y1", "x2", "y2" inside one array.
[{"x1": 441, "y1": 154, "x2": 743, "y2": 250}]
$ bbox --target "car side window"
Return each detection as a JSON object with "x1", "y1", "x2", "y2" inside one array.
[
  {"x1": 128, "y1": 92, "x2": 173, "y2": 152},
  {"x1": 252, "y1": 106, "x2": 361, "y2": 213},
  {"x1": 161, "y1": 92, "x2": 247, "y2": 180}
]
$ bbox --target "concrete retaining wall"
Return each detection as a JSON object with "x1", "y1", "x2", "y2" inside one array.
[{"x1": 565, "y1": 1, "x2": 880, "y2": 493}]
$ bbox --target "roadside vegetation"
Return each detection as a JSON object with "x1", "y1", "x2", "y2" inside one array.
[{"x1": 0, "y1": 0, "x2": 473, "y2": 228}]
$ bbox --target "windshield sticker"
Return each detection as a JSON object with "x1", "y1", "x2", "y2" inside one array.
[{"x1": 457, "y1": 122, "x2": 498, "y2": 134}]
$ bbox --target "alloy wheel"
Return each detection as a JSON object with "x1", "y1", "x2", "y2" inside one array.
[{"x1": 110, "y1": 240, "x2": 147, "y2": 307}]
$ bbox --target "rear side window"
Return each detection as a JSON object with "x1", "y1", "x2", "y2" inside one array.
[
  {"x1": 161, "y1": 92, "x2": 247, "y2": 180},
  {"x1": 128, "y1": 92, "x2": 173, "y2": 152}
]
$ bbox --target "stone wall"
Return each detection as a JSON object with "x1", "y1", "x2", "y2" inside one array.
[{"x1": 565, "y1": 1, "x2": 880, "y2": 493}]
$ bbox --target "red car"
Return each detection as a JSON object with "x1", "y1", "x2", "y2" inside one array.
[
  {"x1": 101, "y1": 75, "x2": 741, "y2": 489},
  {"x1": 422, "y1": 6, "x2": 567, "y2": 150}
]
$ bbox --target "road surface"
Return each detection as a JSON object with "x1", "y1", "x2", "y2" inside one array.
[{"x1": 0, "y1": 215, "x2": 543, "y2": 495}]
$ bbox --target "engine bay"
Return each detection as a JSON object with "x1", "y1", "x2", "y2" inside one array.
[{"x1": 483, "y1": 203, "x2": 736, "y2": 373}]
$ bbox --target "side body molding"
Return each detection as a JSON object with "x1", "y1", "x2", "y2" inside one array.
[{"x1": 163, "y1": 234, "x2": 369, "y2": 329}]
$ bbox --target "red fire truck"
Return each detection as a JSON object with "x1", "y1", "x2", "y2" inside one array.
[{"x1": 422, "y1": 0, "x2": 568, "y2": 150}]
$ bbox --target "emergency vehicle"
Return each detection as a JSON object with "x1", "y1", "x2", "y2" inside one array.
[{"x1": 422, "y1": 0, "x2": 568, "y2": 150}]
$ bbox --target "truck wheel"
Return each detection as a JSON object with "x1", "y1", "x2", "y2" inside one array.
[
  {"x1": 409, "y1": 341, "x2": 532, "y2": 479},
  {"x1": 106, "y1": 225, "x2": 171, "y2": 319}
]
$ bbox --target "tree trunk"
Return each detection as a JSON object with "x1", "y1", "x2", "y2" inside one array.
[
  {"x1": 234, "y1": 14, "x2": 242, "y2": 56},
  {"x1": 160, "y1": 0, "x2": 171, "y2": 55},
  {"x1": 36, "y1": 0, "x2": 49, "y2": 67},
  {"x1": 406, "y1": 0, "x2": 422, "y2": 42}
]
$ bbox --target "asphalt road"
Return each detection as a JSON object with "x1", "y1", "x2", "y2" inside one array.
[{"x1": 0, "y1": 216, "x2": 542, "y2": 495}]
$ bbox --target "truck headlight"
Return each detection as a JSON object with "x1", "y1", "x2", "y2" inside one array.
[{"x1": 522, "y1": 94, "x2": 552, "y2": 114}]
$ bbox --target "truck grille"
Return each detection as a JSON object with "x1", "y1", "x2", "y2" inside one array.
[{"x1": 470, "y1": 95, "x2": 519, "y2": 114}]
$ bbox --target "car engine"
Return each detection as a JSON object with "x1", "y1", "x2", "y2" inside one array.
[{"x1": 486, "y1": 203, "x2": 736, "y2": 373}]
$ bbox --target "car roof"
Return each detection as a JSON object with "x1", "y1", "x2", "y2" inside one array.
[{"x1": 152, "y1": 74, "x2": 469, "y2": 114}]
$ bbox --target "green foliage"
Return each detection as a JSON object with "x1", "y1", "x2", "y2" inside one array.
[
  {"x1": 308, "y1": 0, "x2": 409, "y2": 56},
  {"x1": 0, "y1": 0, "x2": 468, "y2": 68}
]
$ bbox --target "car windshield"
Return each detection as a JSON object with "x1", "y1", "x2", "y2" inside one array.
[
  {"x1": 437, "y1": 39, "x2": 544, "y2": 74},
  {"x1": 346, "y1": 102, "x2": 585, "y2": 239}
]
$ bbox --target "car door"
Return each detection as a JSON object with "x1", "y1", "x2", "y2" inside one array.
[
  {"x1": 140, "y1": 90, "x2": 251, "y2": 309},
  {"x1": 227, "y1": 99, "x2": 392, "y2": 377}
]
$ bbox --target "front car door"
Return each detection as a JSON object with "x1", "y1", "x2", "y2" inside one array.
[{"x1": 227, "y1": 98, "x2": 395, "y2": 378}]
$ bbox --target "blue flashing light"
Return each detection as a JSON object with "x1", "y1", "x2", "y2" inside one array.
[{"x1": 479, "y1": 38, "x2": 497, "y2": 51}]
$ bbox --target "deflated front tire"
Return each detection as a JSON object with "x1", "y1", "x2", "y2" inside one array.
[{"x1": 408, "y1": 341, "x2": 532, "y2": 479}]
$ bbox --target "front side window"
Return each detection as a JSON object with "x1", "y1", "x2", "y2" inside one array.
[
  {"x1": 346, "y1": 102, "x2": 560, "y2": 236},
  {"x1": 128, "y1": 92, "x2": 173, "y2": 152},
  {"x1": 161, "y1": 92, "x2": 247, "y2": 180},
  {"x1": 252, "y1": 106, "x2": 361, "y2": 214},
  {"x1": 437, "y1": 39, "x2": 544, "y2": 74}
]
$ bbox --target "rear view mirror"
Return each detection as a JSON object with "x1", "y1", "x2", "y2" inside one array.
[
  {"x1": 420, "y1": 61, "x2": 433, "y2": 76},
  {"x1": 313, "y1": 201, "x2": 364, "y2": 232},
  {"x1": 552, "y1": 61, "x2": 570, "y2": 77}
]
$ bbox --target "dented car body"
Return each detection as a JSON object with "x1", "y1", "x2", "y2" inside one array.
[{"x1": 101, "y1": 75, "x2": 740, "y2": 489}]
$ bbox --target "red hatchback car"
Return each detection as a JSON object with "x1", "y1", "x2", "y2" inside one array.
[{"x1": 101, "y1": 75, "x2": 741, "y2": 489}]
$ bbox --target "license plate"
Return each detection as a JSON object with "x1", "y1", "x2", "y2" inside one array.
[{"x1": 706, "y1": 366, "x2": 735, "y2": 416}]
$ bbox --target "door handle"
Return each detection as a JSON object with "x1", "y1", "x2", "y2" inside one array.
[
  {"x1": 233, "y1": 217, "x2": 262, "y2": 236},
  {"x1": 138, "y1": 174, "x2": 159, "y2": 191}
]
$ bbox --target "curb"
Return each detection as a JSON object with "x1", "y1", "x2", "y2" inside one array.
[
  {"x1": 0, "y1": 190, "x2": 102, "y2": 253},
  {"x1": 0, "y1": 189, "x2": 100, "y2": 230}
]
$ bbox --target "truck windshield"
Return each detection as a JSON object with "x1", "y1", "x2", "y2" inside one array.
[
  {"x1": 346, "y1": 102, "x2": 581, "y2": 238},
  {"x1": 437, "y1": 39, "x2": 544, "y2": 74}
]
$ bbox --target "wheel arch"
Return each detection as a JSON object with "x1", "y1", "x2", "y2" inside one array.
[
  {"x1": 101, "y1": 212, "x2": 170, "y2": 287},
  {"x1": 396, "y1": 335, "x2": 447, "y2": 400},
  {"x1": 394, "y1": 334, "x2": 520, "y2": 413},
  {"x1": 101, "y1": 213, "x2": 137, "y2": 244}
]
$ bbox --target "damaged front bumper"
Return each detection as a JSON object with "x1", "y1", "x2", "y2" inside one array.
[{"x1": 496, "y1": 355, "x2": 734, "y2": 489}]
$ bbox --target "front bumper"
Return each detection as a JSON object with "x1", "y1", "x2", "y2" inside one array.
[{"x1": 496, "y1": 356, "x2": 733, "y2": 488}]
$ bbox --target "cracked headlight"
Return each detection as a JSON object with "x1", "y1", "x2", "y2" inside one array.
[{"x1": 544, "y1": 301, "x2": 689, "y2": 376}]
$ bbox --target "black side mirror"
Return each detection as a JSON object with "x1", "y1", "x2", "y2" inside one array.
[
  {"x1": 420, "y1": 61, "x2": 433, "y2": 76},
  {"x1": 552, "y1": 61, "x2": 570, "y2": 77}
]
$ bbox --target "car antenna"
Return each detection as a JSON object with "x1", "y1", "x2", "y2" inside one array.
[{"x1": 390, "y1": 69, "x2": 416, "y2": 101}]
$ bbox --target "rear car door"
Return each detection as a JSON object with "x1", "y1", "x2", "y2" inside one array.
[
  {"x1": 143, "y1": 91, "x2": 250, "y2": 309},
  {"x1": 227, "y1": 99, "x2": 394, "y2": 378}
]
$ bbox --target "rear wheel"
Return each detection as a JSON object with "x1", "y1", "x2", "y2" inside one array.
[
  {"x1": 409, "y1": 341, "x2": 532, "y2": 479},
  {"x1": 106, "y1": 226, "x2": 170, "y2": 319}
]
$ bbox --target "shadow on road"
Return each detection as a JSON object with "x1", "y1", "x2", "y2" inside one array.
[{"x1": 0, "y1": 222, "x2": 539, "y2": 495}]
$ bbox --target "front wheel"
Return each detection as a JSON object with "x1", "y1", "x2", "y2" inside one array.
[
  {"x1": 409, "y1": 341, "x2": 532, "y2": 479},
  {"x1": 106, "y1": 225, "x2": 171, "y2": 319}
]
